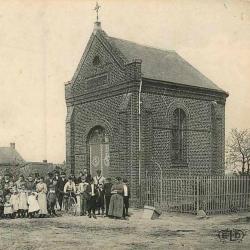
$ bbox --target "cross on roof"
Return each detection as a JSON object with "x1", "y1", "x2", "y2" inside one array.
[{"x1": 94, "y1": 2, "x2": 101, "y2": 22}]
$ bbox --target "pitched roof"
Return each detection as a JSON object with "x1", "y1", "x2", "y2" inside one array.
[
  {"x1": 108, "y1": 37, "x2": 225, "y2": 93},
  {"x1": 0, "y1": 147, "x2": 25, "y2": 165}
]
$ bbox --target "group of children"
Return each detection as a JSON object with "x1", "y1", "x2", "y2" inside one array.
[
  {"x1": 0, "y1": 176, "x2": 44, "y2": 219},
  {"x1": 0, "y1": 170, "x2": 130, "y2": 220}
]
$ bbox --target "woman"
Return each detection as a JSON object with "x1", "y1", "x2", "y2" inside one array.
[
  {"x1": 36, "y1": 177, "x2": 48, "y2": 218},
  {"x1": 46, "y1": 173, "x2": 58, "y2": 216},
  {"x1": 108, "y1": 177, "x2": 124, "y2": 219}
]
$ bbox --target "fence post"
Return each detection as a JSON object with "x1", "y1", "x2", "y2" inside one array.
[
  {"x1": 196, "y1": 176, "x2": 199, "y2": 214},
  {"x1": 151, "y1": 160, "x2": 163, "y2": 205},
  {"x1": 160, "y1": 169, "x2": 163, "y2": 204}
]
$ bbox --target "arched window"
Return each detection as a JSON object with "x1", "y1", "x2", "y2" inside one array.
[{"x1": 171, "y1": 108, "x2": 187, "y2": 163}]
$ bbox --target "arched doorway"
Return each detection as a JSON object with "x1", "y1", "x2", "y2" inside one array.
[{"x1": 87, "y1": 126, "x2": 110, "y2": 176}]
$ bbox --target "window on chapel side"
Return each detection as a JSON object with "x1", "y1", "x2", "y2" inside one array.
[{"x1": 171, "y1": 108, "x2": 187, "y2": 164}]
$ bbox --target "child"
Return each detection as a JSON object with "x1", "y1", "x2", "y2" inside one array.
[
  {"x1": 27, "y1": 192, "x2": 40, "y2": 218},
  {"x1": 9, "y1": 181, "x2": 14, "y2": 191},
  {"x1": 4, "y1": 194, "x2": 13, "y2": 219},
  {"x1": 3, "y1": 183, "x2": 11, "y2": 198},
  {"x1": 10, "y1": 187, "x2": 19, "y2": 218},
  {"x1": 18, "y1": 185, "x2": 28, "y2": 218}
]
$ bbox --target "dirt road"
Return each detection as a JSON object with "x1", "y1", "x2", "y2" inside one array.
[{"x1": 0, "y1": 210, "x2": 249, "y2": 250}]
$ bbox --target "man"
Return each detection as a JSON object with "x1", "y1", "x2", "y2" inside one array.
[
  {"x1": 46, "y1": 172, "x2": 58, "y2": 216},
  {"x1": 63, "y1": 176, "x2": 76, "y2": 211},
  {"x1": 86, "y1": 178, "x2": 97, "y2": 219},
  {"x1": 93, "y1": 170, "x2": 105, "y2": 215},
  {"x1": 77, "y1": 171, "x2": 84, "y2": 184},
  {"x1": 63, "y1": 176, "x2": 76, "y2": 195},
  {"x1": 53, "y1": 171, "x2": 61, "y2": 209},
  {"x1": 78, "y1": 176, "x2": 89, "y2": 216},
  {"x1": 83, "y1": 168, "x2": 88, "y2": 178},
  {"x1": 53, "y1": 171, "x2": 60, "y2": 182},
  {"x1": 56, "y1": 172, "x2": 67, "y2": 211},
  {"x1": 103, "y1": 178, "x2": 112, "y2": 217},
  {"x1": 123, "y1": 178, "x2": 130, "y2": 218}
]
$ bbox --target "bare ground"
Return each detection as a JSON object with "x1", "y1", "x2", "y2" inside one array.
[{"x1": 0, "y1": 209, "x2": 249, "y2": 250}]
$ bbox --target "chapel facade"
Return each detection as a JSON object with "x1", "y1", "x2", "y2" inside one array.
[{"x1": 65, "y1": 22, "x2": 228, "y2": 198}]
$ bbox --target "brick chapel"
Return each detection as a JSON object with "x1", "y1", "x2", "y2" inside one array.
[{"x1": 65, "y1": 21, "x2": 228, "y2": 198}]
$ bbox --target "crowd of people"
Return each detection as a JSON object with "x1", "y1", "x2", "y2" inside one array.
[{"x1": 0, "y1": 169, "x2": 130, "y2": 220}]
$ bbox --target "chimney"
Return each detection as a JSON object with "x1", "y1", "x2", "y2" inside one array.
[
  {"x1": 93, "y1": 21, "x2": 102, "y2": 34},
  {"x1": 10, "y1": 143, "x2": 15, "y2": 149},
  {"x1": 43, "y1": 160, "x2": 47, "y2": 163}
]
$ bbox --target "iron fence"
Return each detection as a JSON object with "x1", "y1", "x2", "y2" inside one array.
[{"x1": 140, "y1": 176, "x2": 250, "y2": 214}]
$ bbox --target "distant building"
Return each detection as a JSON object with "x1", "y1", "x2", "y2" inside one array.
[
  {"x1": 65, "y1": 21, "x2": 228, "y2": 199},
  {"x1": 0, "y1": 143, "x2": 25, "y2": 175},
  {"x1": 19, "y1": 160, "x2": 55, "y2": 177},
  {"x1": 0, "y1": 143, "x2": 63, "y2": 178}
]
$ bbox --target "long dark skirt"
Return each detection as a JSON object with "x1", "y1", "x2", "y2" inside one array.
[
  {"x1": 86, "y1": 196, "x2": 96, "y2": 213},
  {"x1": 96, "y1": 190, "x2": 105, "y2": 211},
  {"x1": 108, "y1": 194, "x2": 124, "y2": 218},
  {"x1": 47, "y1": 192, "x2": 57, "y2": 212}
]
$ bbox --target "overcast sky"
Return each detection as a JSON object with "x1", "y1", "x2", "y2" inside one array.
[{"x1": 0, "y1": 0, "x2": 249, "y2": 163}]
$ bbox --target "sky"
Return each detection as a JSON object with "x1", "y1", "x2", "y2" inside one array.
[{"x1": 0, "y1": 0, "x2": 249, "y2": 163}]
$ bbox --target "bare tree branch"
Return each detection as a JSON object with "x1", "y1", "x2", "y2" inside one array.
[{"x1": 226, "y1": 128, "x2": 250, "y2": 175}]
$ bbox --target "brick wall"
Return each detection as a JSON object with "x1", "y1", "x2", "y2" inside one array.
[
  {"x1": 65, "y1": 28, "x2": 227, "y2": 202},
  {"x1": 140, "y1": 85, "x2": 226, "y2": 178}
]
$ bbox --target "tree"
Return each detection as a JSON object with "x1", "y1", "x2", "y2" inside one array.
[{"x1": 226, "y1": 128, "x2": 250, "y2": 175}]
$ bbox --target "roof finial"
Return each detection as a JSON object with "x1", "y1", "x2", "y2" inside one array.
[{"x1": 94, "y1": 2, "x2": 101, "y2": 22}]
